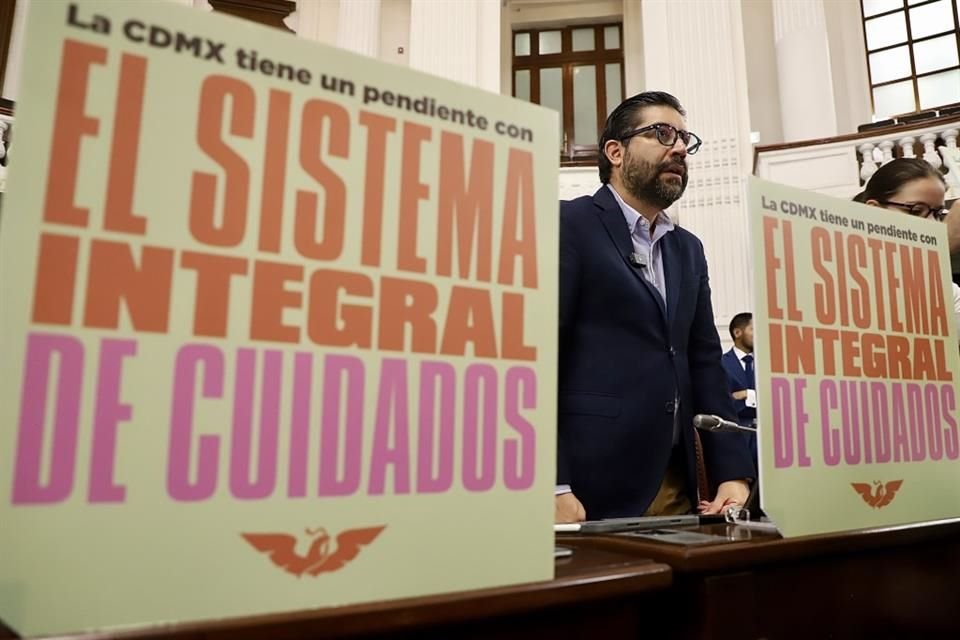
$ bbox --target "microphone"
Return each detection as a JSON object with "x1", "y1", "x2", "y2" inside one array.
[
  {"x1": 629, "y1": 252, "x2": 648, "y2": 268},
  {"x1": 693, "y1": 414, "x2": 757, "y2": 434}
]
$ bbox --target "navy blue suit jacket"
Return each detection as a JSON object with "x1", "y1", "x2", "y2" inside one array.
[
  {"x1": 721, "y1": 349, "x2": 757, "y2": 426},
  {"x1": 558, "y1": 187, "x2": 755, "y2": 518}
]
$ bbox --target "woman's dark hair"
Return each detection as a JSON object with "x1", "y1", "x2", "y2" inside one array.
[
  {"x1": 853, "y1": 157, "x2": 945, "y2": 204},
  {"x1": 598, "y1": 91, "x2": 685, "y2": 184}
]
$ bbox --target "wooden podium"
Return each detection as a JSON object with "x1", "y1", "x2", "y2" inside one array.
[
  {"x1": 581, "y1": 517, "x2": 960, "y2": 639},
  {"x1": 4, "y1": 518, "x2": 960, "y2": 639}
]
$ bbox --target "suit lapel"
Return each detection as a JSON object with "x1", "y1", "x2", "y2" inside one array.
[
  {"x1": 662, "y1": 231, "x2": 682, "y2": 323},
  {"x1": 725, "y1": 350, "x2": 748, "y2": 388},
  {"x1": 592, "y1": 188, "x2": 667, "y2": 320}
]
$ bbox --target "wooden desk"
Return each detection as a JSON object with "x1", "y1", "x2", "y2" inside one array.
[
  {"x1": 577, "y1": 518, "x2": 960, "y2": 639},
  {"x1": 0, "y1": 541, "x2": 670, "y2": 639}
]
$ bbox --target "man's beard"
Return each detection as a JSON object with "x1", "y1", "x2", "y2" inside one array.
[{"x1": 621, "y1": 153, "x2": 688, "y2": 210}]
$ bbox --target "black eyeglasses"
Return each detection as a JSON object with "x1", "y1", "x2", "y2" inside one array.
[
  {"x1": 619, "y1": 123, "x2": 702, "y2": 154},
  {"x1": 881, "y1": 200, "x2": 947, "y2": 221}
]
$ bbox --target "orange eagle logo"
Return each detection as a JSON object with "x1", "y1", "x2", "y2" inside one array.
[
  {"x1": 242, "y1": 525, "x2": 385, "y2": 577},
  {"x1": 851, "y1": 480, "x2": 903, "y2": 509}
]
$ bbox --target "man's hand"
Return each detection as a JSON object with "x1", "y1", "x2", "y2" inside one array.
[
  {"x1": 698, "y1": 479, "x2": 750, "y2": 515},
  {"x1": 731, "y1": 390, "x2": 748, "y2": 400},
  {"x1": 555, "y1": 492, "x2": 586, "y2": 523}
]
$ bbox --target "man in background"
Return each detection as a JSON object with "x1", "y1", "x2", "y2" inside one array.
[{"x1": 722, "y1": 313, "x2": 757, "y2": 464}]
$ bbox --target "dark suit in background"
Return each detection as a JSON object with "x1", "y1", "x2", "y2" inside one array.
[
  {"x1": 722, "y1": 348, "x2": 758, "y2": 463},
  {"x1": 558, "y1": 187, "x2": 755, "y2": 519}
]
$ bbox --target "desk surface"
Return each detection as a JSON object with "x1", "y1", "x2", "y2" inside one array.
[
  {"x1": 571, "y1": 517, "x2": 960, "y2": 639},
  {"x1": 572, "y1": 516, "x2": 960, "y2": 573},
  {"x1": 0, "y1": 542, "x2": 670, "y2": 640}
]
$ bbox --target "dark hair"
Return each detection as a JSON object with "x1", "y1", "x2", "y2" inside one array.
[
  {"x1": 853, "y1": 157, "x2": 945, "y2": 204},
  {"x1": 729, "y1": 312, "x2": 752, "y2": 341},
  {"x1": 598, "y1": 91, "x2": 686, "y2": 184}
]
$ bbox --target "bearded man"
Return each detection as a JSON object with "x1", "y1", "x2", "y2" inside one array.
[{"x1": 554, "y1": 92, "x2": 754, "y2": 522}]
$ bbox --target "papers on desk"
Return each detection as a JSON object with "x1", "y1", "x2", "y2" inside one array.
[{"x1": 554, "y1": 515, "x2": 700, "y2": 534}]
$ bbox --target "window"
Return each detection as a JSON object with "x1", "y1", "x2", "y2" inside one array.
[
  {"x1": 512, "y1": 23, "x2": 624, "y2": 165},
  {"x1": 861, "y1": 0, "x2": 960, "y2": 117}
]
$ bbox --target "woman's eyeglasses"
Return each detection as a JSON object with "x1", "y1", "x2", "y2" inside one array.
[{"x1": 881, "y1": 200, "x2": 947, "y2": 221}]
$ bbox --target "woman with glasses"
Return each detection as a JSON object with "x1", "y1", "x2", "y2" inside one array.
[{"x1": 853, "y1": 157, "x2": 960, "y2": 339}]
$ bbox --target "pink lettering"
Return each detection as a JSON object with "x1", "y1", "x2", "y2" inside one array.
[
  {"x1": 89, "y1": 338, "x2": 138, "y2": 502},
  {"x1": 463, "y1": 363, "x2": 497, "y2": 491},
  {"x1": 167, "y1": 345, "x2": 223, "y2": 501},
  {"x1": 287, "y1": 352, "x2": 313, "y2": 497},
  {"x1": 820, "y1": 380, "x2": 841, "y2": 466},
  {"x1": 12, "y1": 333, "x2": 84, "y2": 504},
  {"x1": 503, "y1": 366, "x2": 536, "y2": 490},
  {"x1": 230, "y1": 348, "x2": 281, "y2": 499},
  {"x1": 417, "y1": 361, "x2": 455, "y2": 493},
  {"x1": 906, "y1": 383, "x2": 926, "y2": 461},
  {"x1": 840, "y1": 381, "x2": 862, "y2": 465},
  {"x1": 318, "y1": 354, "x2": 364, "y2": 496},
  {"x1": 871, "y1": 383, "x2": 892, "y2": 463},
  {"x1": 369, "y1": 359, "x2": 411, "y2": 495},
  {"x1": 925, "y1": 384, "x2": 943, "y2": 461},
  {"x1": 942, "y1": 384, "x2": 958, "y2": 460}
]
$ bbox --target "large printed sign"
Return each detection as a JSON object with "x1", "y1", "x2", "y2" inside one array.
[
  {"x1": 0, "y1": 1, "x2": 559, "y2": 635},
  {"x1": 750, "y1": 177, "x2": 960, "y2": 537}
]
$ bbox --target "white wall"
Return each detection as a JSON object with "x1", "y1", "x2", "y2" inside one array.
[
  {"x1": 739, "y1": 0, "x2": 872, "y2": 145},
  {"x1": 379, "y1": 0, "x2": 411, "y2": 66},
  {"x1": 506, "y1": 0, "x2": 623, "y2": 27},
  {"x1": 741, "y1": 0, "x2": 783, "y2": 146},
  {"x1": 824, "y1": 0, "x2": 872, "y2": 133}
]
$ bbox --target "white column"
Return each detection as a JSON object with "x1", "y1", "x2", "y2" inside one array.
[
  {"x1": 772, "y1": 0, "x2": 837, "y2": 141},
  {"x1": 408, "y1": 0, "x2": 500, "y2": 92},
  {"x1": 337, "y1": 0, "x2": 382, "y2": 57},
  {"x1": 641, "y1": 0, "x2": 754, "y2": 341},
  {"x1": 2, "y1": 0, "x2": 29, "y2": 101},
  {"x1": 622, "y1": 0, "x2": 643, "y2": 96},
  {"x1": 291, "y1": 0, "x2": 339, "y2": 44}
]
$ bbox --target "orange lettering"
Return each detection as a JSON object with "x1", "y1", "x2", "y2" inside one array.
[
  {"x1": 501, "y1": 292, "x2": 536, "y2": 360},
  {"x1": 32, "y1": 233, "x2": 79, "y2": 325},
  {"x1": 257, "y1": 89, "x2": 292, "y2": 253},
  {"x1": 44, "y1": 40, "x2": 107, "y2": 227},
  {"x1": 848, "y1": 236, "x2": 871, "y2": 329},
  {"x1": 397, "y1": 123, "x2": 432, "y2": 273},
  {"x1": 861, "y1": 332, "x2": 886, "y2": 378},
  {"x1": 378, "y1": 276, "x2": 437, "y2": 352},
  {"x1": 763, "y1": 217, "x2": 784, "y2": 320},
  {"x1": 785, "y1": 325, "x2": 815, "y2": 374},
  {"x1": 180, "y1": 251, "x2": 248, "y2": 337},
  {"x1": 358, "y1": 111, "x2": 396, "y2": 267},
  {"x1": 189, "y1": 75, "x2": 254, "y2": 247},
  {"x1": 250, "y1": 260, "x2": 302, "y2": 343},
  {"x1": 883, "y1": 242, "x2": 903, "y2": 333},
  {"x1": 441, "y1": 286, "x2": 497, "y2": 358},
  {"x1": 498, "y1": 149, "x2": 538, "y2": 288},
  {"x1": 810, "y1": 227, "x2": 834, "y2": 325},
  {"x1": 927, "y1": 249, "x2": 949, "y2": 337},
  {"x1": 104, "y1": 53, "x2": 148, "y2": 235},
  {"x1": 840, "y1": 330, "x2": 861, "y2": 377},
  {"x1": 83, "y1": 240, "x2": 173, "y2": 332},
  {"x1": 296, "y1": 99, "x2": 349, "y2": 260},
  {"x1": 307, "y1": 269, "x2": 373, "y2": 348},
  {"x1": 437, "y1": 133, "x2": 494, "y2": 282},
  {"x1": 900, "y1": 245, "x2": 928, "y2": 335}
]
